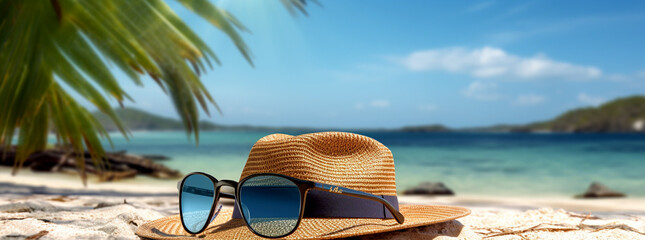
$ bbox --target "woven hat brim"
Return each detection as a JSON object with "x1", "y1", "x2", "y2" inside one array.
[{"x1": 136, "y1": 204, "x2": 470, "y2": 239}]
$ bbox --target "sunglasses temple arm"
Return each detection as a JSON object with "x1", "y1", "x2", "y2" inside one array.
[{"x1": 312, "y1": 183, "x2": 405, "y2": 224}]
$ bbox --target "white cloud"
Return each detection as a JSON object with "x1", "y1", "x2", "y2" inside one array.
[
  {"x1": 354, "y1": 100, "x2": 391, "y2": 109},
  {"x1": 370, "y1": 100, "x2": 391, "y2": 108},
  {"x1": 513, "y1": 94, "x2": 545, "y2": 106},
  {"x1": 462, "y1": 81, "x2": 501, "y2": 100},
  {"x1": 400, "y1": 46, "x2": 602, "y2": 80},
  {"x1": 503, "y1": 3, "x2": 530, "y2": 17},
  {"x1": 465, "y1": 1, "x2": 495, "y2": 13},
  {"x1": 418, "y1": 104, "x2": 437, "y2": 112},
  {"x1": 488, "y1": 14, "x2": 644, "y2": 44},
  {"x1": 330, "y1": 63, "x2": 402, "y2": 82},
  {"x1": 606, "y1": 74, "x2": 630, "y2": 82},
  {"x1": 606, "y1": 71, "x2": 645, "y2": 82},
  {"x1": 578, "y1": 93, "x2": 605, "y2": 106},
  {"x1": 638, "y1": 71, "x2": 645, "y2": 78}
]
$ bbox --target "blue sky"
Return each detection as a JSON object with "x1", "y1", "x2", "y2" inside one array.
[{"x1": 109, "y1": 0, "x2": 645, "y2": 128}]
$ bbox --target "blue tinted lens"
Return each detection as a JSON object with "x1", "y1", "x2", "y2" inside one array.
[
  {"x1": 180, "y1": 174, "x2": 215, "y2": 233},
  {"x1": 239, "y1": 175, "x2": 301, "y2": 237}
]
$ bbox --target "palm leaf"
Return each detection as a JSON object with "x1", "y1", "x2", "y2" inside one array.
[{"x1": 0, "y1": 0, "x2": 314, "y2": 185}]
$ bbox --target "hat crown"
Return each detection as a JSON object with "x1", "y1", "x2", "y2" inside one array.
[{"x1": 240, "y1": 132, "x2": 397, "y2": 196}]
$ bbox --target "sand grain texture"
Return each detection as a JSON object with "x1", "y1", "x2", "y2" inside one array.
[
  {"x1": 1, "y1": 194, "x2": 644, "y2": 239},
  {"x1": 1, "y1": 173, "x2": 644, "y2": 239}
]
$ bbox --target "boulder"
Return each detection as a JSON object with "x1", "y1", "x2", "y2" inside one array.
[
  {"x1": 403, "y1": 182, "x2": 455, "y2": 196},
  {"x1": 575, "y1": 182, "x2": 626, "y2": 198}
]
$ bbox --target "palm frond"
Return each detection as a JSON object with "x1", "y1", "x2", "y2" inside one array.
[{"x1": 0, "y1": 0, "x2": 314, "y2": 184}]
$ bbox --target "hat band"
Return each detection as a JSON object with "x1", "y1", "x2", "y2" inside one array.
[{"x1": 232, "y1": 190, "x2": 399, "y2": 219}]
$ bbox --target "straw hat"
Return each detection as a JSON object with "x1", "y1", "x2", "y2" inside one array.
[{"x1": 137, "y1": 132, "x2": 470, "y2": 239}]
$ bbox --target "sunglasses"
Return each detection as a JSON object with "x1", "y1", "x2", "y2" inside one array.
[{"x1": 178, "y1": 172, "x2": 404, "y2": 238}]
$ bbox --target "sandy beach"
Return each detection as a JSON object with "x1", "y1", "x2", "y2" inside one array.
[
  {"x1": 1, "y1": 169, "x2": 644, "y2": 239},
  {"x1": 3, "y1": 0, "x2": 644, "y2": 239}
]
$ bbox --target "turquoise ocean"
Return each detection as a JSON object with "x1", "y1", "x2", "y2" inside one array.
[{"x1": 105, "y1": 131, "x2": 645, "y2": 197}]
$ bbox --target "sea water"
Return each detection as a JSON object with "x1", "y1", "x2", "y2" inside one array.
[{"x1": 104, "y1": 131, "x2": 645, "y2": 197}]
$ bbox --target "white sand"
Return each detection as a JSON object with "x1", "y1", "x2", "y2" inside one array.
[
  {"x1": 1, "y1": 170, "x2": 644, "y2": 239},
  {"x1": 0, "y1": 167, "x2": 177, "y2": 194},
  {"x1": 402, "y1": 195, "x2": 645, "y2": 213}
]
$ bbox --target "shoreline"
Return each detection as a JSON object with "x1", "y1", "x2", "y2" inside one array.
[
  {"x1": 0, "y1": 167, "x2": 177, "y2": 194},
  {"x1": 403, "y1": 195, "x2": 645, "y2": 215},
  {"x1": 2, "y1": 167, "x2": 644, "y2": 214}
]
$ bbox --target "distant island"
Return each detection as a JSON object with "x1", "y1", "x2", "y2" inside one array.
[
  {"x1": 93, "y1": 108, "x2": 320, "y2": 132},
  {"x1": 522, "y1": 95, "x2": 645, "y2": 133},
  {"x1": 95, "y1": 95, "x2": 645, "y2": 133},
  {"x1": 402, "y1": 95, "x2": 645, "y2": 133}
]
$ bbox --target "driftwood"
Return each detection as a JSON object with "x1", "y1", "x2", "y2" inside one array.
[
  {"x1": 0, "y1": 147, "x2": 180, "y2": 181},
  {"x1": 140, "y1": 154, "x2": 169, "y2": 161}
]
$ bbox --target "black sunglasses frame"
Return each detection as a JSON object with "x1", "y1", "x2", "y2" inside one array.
[
  {"x1": 178, "y1": 172, "x2": 404, "y2": 238},
  {"x1": 177, "y1": 172, "x2": 237, "y2": 234}
]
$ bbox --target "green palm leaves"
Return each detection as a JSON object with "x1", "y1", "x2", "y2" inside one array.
[{"x1": 0, "y1": 0, "x2": 312, "y2": 184}]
